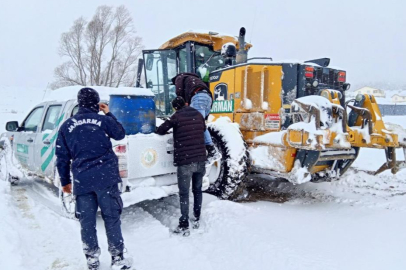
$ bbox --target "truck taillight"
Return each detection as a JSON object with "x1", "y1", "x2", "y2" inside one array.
[
  {"x1": 337, "y1": 71, "x2": 346, "y2": 82},
  {"x1": 304, "y1": 66, "x2": 314, "y2": 78},
  {"x1": 114, "y1": 145, "x2": 127, "y2": 178},
  {"x1": 114, "y1": 145, "x2": 126, "y2": 154},
  {"x1": 119, "y1": 170, "x2": 128, "y2": 178}
]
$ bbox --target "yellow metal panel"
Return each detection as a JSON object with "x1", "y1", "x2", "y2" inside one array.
[
  {"x1": 241, "y1": 130, "x2": 267, "y2": 141},
  {"x1": 233, "y1": 65, "x2": 282, "y2": 114},
  {"x1": 310, "y1": 165, "x2": 330, "y2": 174},
  {"x1": 159, "y1": 32, "x2": 252, "y2": 51},
  {"x1": 348, "y1": 94, "x2": 399, "y2": 149},
  {"x1": 249, "y1": 144, "x2": 296, "y2": 173}
]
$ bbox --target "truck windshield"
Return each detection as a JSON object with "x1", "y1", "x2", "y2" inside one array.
[{"x1": 144, "y1": 50, "x2": 177, "y2": 116}]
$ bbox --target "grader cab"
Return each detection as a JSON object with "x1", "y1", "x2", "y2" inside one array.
[{"x1": 141, "y1": 27, "x2": 406, "y2": 198}]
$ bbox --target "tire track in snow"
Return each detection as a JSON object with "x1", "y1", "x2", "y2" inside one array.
[
  {"x1": 243, "y1": 168, "x2": 406, "y2": 212},
  {"x1": 119, "y1": 200, "x2": 215, "y2": 270},
  {"x1": 280, "y1": 169, "x2": 406, "y2": 213},
  {"x1": 138, "y1": 194, "x2": 336, "y2": 270},
  {"x1": 8, "y1": 179, "x2": 86, "y2": 270}
]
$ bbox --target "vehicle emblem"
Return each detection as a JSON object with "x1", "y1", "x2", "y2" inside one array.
[{"x1": 141, "y1": 148, "x2": 157, "y2": 168}]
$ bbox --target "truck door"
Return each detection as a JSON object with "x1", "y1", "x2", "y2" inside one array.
[
  {"x1": 143, "y1": 49, "x2": 177, "y2": 116},
  {"x1": 35, "y1": 103, "x2": 65, "y2": 178},
  {"x1": 14, "y1": 106, "x2": 45, "y2": 171}
]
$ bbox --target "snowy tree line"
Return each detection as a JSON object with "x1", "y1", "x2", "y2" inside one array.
[{"x1": 51, "y1": 5, "x2": 143, "y2": 89}]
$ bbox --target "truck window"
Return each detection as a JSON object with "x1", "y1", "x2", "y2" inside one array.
[
  {"x1": 71, "y1": 105, "x2": 79, "y2": 116},
  {"x1": 42, "y1": 105, "x2": 62, "y2": 131},
  {"x1": 22, "y1": 107, "x2": 44, "y2": 132}
]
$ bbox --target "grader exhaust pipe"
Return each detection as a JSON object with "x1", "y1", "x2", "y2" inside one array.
[{"x1": 236, "y1": 27, "x2": 248, "y2": 64}]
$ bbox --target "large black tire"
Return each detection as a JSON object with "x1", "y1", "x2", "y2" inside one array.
[{"x1": 206, "y1": 127, "x2": 249, "y2": 200}]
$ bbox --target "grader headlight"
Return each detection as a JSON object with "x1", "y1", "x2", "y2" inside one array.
[{"x1": 355, "y1": 94, "x2": 364, "y2": 102}]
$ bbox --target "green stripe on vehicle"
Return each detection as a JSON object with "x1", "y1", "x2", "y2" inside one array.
[
  {"x1": 41, "y1": 147, "x2": 55, "y2": 172},
  {"x1": 41, "y1": 132, "x2": 59, "y2": 157},
  {"x1": 40, "y1": 113, "x2": 65, "y2": 157},
  {"x1": 17, "y1": 144, "x2": 29, "y2": 154},
  {"x1": 41, "y1": 146, "x2": 49, "y2": 157},
  {"x1": 55, "y1": 113, "x2": 65, "y2": 126}
]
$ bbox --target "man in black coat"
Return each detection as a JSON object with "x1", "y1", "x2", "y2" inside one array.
[
  {"x1": 172, "y1": 73, "x2": 221, "y2": 164},
  {"x1": 56, "y1": 88, "x2": 132, "y2": 270},
  {"x1": 156, "y1": 96, "x2": 206, "y2": 236}
]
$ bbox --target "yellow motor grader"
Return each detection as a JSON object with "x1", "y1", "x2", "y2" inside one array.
[{"x1": 140, "y1": 27, "x2": 406, "y2": 199}]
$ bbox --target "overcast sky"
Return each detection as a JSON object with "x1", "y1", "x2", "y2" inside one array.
[{"x1": 1, "y1": 0, "x2": 405, "y2": 90}]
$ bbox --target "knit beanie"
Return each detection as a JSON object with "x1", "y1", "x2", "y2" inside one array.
[
  {"x1": 77, "y1": 87, "x2": 100, "y2": 112},
  {"x1": 172, "y1": 96, "x2": 186, "y2": 110}
]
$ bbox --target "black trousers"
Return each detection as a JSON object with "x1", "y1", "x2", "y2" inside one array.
[
  {"x1": 75, "y1": 184, "x2": 124, "y2": 257},
  {"x1": 177, "y1": 161, "x2": 206, "y2": 228}
]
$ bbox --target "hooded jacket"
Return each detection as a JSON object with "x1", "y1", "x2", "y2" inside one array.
[
  {"x1": 172, "y1": 73, "x2": 213, "y2": 104},
  {"x1": 55, "y1": 90, "x2": 125, "y2": 195},
  {"x1": 156, "y1": 106, "x2": 206, "y2": 166}
]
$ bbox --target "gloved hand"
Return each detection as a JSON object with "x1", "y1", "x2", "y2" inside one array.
[
  {"x1": 99, "y1": 103, "x2": 110, "y2": 114},
  {"x1": 62, "y1": 183, "x2": 72, "y2": 194}
]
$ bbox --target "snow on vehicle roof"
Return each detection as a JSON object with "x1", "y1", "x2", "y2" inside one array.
[
  {"x1": 42, "y1": 86, "x2": 154, "y2": 102},
  {"x1": 187, "y1": 29, "x2": 237, "y2": 38},
  {"x1": 271, "y1": 59, "x2": 344, "y2": 70}
]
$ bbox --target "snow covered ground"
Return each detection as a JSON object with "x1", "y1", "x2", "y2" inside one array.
[
  {"x1": 1, "y1": 88, "x2": 406, "y2": 270},
  {"x1": 1, "y1": 167, "x2": 406, "y2": 270}
]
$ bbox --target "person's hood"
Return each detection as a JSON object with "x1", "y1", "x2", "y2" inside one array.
[{"x1": 171, "y1": 72, "x2": 201, "y2": 84}]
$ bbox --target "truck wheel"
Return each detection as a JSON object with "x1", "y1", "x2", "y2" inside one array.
[
  {"x1": 206, "y1": 126, "x2": 249, "y2": 199},
  {"x1": 0, "y1": 149, "x2": 10, "y2": 183},
  {"x1": 55, "y1": 170, "x2": 76, "y2": 219},
  {"x1": 0, "y1": 137, "x2": 21, "y2": 185}
]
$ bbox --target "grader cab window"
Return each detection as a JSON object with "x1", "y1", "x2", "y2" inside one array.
[
  {"x1": 194, "y1": 45, "x2": 224, "y2": 81},
  {"x1": 179, "y1": 47, "x2": 188, "y2": 73},
  {"x1": 143, "y1": 44, "x2": 225, "y2": 116},
  {"x1": 144, "y1": 50, "x2": 177, "y2": 116}
]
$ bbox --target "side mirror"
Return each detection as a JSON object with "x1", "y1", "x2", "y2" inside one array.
[
  {"x1": 146, "y1": 54, "x2": 154, "y2": 71},
  {"x1": 6, "y1": 121, "x2": 19, "y2": 132},
  {"x1": 343, "y1": 83, "x2": 351, "y2": 91}
]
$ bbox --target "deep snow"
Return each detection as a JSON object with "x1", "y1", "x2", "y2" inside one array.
[
  {"x1": 1, "y1": 86, "x2": 406, "y2": 270},
  {"x1": 1, "y1": 165, "x2": 406, "y2": 270}
]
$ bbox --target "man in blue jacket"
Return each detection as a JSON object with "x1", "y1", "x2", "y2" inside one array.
[{"x1": 56, "y1": 88, "x2": 132, "y2": 270}]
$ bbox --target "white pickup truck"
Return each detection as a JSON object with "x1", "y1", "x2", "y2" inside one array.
[
  {"x1": 0, "y1": 86, "x2": 187, "y2": 214},
  {"x1": 0, "y1": 86, "x2": 247, "y2": 216}
]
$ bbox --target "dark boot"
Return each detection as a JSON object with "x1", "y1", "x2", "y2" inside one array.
[
  {"x1": 111, "y1": 253, "x2": 133, "y2": 270},
  {"x1": 173, "y1": 225, "x2": 190, "y2": 237},
  {"x1": 192, "y1": 217, "x2": 200, "y2": 229},
  {"x1": 85, "y1": 254, "x2": 100, "y2": 270}
]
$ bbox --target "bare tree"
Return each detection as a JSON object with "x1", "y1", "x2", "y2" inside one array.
[{"x1": 52, "y1": 5, "x2": 143, "y2": 89}]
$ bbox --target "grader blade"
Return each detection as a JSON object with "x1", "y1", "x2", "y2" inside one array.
[
  {"x1": 391, "y1": 147, "x2": 406, "y2": 174},
  {"x1": 374, "y1": 147, "x2": 397, "y2": 175}
]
